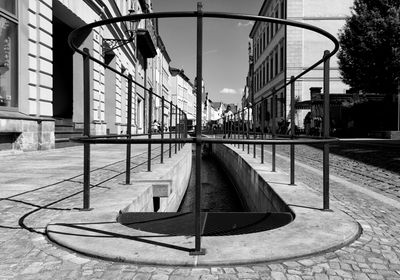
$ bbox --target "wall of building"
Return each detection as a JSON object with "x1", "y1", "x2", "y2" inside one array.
[
  {"x1": 1, "y1": 0, "x2": 195, "y2": 152},
  {"x1": 286, "y1": 0, "x2": 353, "y2": 126}
]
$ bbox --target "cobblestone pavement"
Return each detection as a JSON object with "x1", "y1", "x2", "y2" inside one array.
[{"x1": 1, "y1": 142, "x2": 400, "y2": 279}]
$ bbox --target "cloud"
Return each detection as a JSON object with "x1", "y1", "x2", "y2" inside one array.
[
  {"x1": 238, "y1": 21, "x2": 254, "y2": 27},
  {"x1": 220, "y1": 88, "x2": 238, "y2": 94}
]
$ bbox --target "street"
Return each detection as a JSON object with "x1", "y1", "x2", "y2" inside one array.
[{"x1": 0, "y1": 143, "x2": 400, "y2": 279}]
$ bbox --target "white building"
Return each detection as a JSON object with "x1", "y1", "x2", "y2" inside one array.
[
  {"x1": 249, "y1": 0, "x2": 353, "y2": 129},
  {"x1": 0, "y1": 0, "x2": 198, "y2": 152}
]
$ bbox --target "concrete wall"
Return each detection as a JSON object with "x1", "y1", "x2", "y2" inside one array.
[
  {"x1": 211, "y1": 143, "x2": 291, "y2": 213},
  {"x1": 121, "y1": 144, "x2": 192, "y2": 213},
  {"x1": 0, "y1": 118, "x2": 54, "y2": 151}
]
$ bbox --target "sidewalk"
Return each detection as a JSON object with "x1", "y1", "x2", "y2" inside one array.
[{"x1": 0, "y1": 143, "x2": 400, "y2": 279}]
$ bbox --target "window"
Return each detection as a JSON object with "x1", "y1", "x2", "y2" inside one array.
[
  {"x1": 266, "y1": 25, "x2": 270, "y2": 45},
  {"x1": 280, "y1": 1, "x2": 285, "y2": 19},
  {"x1": 280, "y1": 43, "x2": 284, "y2": 72},
  {"x1": 270, "y1": 56, "x2": 273, "y2": 80},
  {"x1": 0, "y1": 1, "x2": 16, "y2": 15},
  {"x1": 0, "y1": 1, "x2": 18, "y2": 108},
  {"x1": 262, "y1": 62, "x2": 265, "y2": 87},
  {"x1": 275, "y1": 50, "x2": 279, "y2": 75},
  {"x1": 266, "y1": 60, "x2": 269, "y2": 83},
  {"x1": 262, "y1": 30, "x2": 265, "y2": 51}
]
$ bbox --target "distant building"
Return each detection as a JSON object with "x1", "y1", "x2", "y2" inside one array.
[
  {"x1": 169, "y1": 67, "x2": 195, "y2": 125},
  {"x1": 248, "y1": 0, "x2": 353, "y2": 129}
]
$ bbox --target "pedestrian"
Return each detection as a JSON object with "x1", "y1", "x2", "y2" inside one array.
[
  {"x1": 223, "y1": 105, "x2": 233, "y2": 139},
  {"x1": 152, "y1": 120, "x2": 160, "y2": 133}
]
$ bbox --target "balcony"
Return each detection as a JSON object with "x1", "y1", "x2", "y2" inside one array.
[{"x1": 136, "y1": 18, "x2": 157, "y2": 58}]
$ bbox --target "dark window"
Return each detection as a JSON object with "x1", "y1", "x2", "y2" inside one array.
[
  {"x1": 0, "y1": 0, "x2": 16, "y2": 15},
  {"x1": 275, "y1": 51, "x2": 279, "y2": 75},
  {"x1": 270, "y1": 57, "x2": 273, "y2": 80},
  {"x1": 0, "y1": 8, "x2": 18, "y2": 108},
  {"x1": 266, "y1": 26, "x2": 270, "y2": 45},
  {"x1": 262, "y1": 62, "x2": 265, "y2": 86},
  {"x1": 280, "y1": 43, "x2": 284, "y2": 72},
  {"x1": 280, "y1": 1, "x2": 285, "y2": 19},
  {"x1": 262, "y1": 30, "x2": 265, "y2": 51},
  {"x1": 266, "y1": 60, "x2": 269, "y2": 83}
]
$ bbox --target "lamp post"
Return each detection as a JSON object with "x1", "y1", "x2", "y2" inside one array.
[{"x1": 102, "y1": 9, "x2": 139, "y2": 55}]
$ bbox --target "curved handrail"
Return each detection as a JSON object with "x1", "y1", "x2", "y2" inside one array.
[{"x1": 68, "y1": 11, "x2": 339, "y2": 110}]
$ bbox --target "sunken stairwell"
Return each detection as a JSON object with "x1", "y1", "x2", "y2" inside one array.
[{"x1": 55, "y1": 119, "x2": 83, "y2": 148}]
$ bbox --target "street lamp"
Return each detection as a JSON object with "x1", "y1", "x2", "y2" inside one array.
[{"x1": 102, "y1": 9, "x2": 139, "y2": 55}]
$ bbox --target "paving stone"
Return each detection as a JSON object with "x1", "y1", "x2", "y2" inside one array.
[
  {"x1": 191, "y1": 268, "x2": 210, "y2": 275},
  {"x1": 236, "y1": 267, "x2": 256, "y2": 274},
  {"x1": 211, "y1": 267, "x2": 224, "y2": 275},
  {"x1": 150, "y1": 274, "x2": 169, "y2": 280},
  {"x1": 223, "y1": 268, "x2": 236, "y2": 274},
  {"x1": 314, "y1": 274, "x2": 329, "y2": 280},
  {"x1": 218, "y1": 275, "x2": 239, "y2": 280},
  {"x1": 270, "y1": 271, "x2": 287, "y2": 280},
  {"x1": 286, "y1": 275, "x2": 302, "y2": 280},
  {"x1": 237, "y1": 272, "x2": 259, "y2": 279},
  {"x1": 132, "y1": 273, "x2": 152, "y2": 280},
  {"x1": 138, "y1": 267, "x2": 157, "y2": 273},
  {"x1": 200, "y1": 275, "x2": 219, "y2": 280}
]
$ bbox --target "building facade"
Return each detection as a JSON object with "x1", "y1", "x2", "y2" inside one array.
[
  {"x1": 0, "y1": 0, "x2": 198, "y2": 152},
  {"x1": 249, "y1": 0, "x2": 353, "y2": 129}
]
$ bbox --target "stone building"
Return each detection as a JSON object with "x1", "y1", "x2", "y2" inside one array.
[
  {"x1": 248, "y1": 0, "x2": 353, "y2": 129},
  {"x1": 0, "y1": 0, "x2": 196, "y2": 152}
]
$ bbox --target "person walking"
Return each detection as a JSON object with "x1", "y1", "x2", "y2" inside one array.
[{"x1": 223, "y1": 105, "x2": 234, "y2": 139}]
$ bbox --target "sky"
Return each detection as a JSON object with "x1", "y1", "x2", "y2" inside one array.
[{"x1": 151, "y1": 0, "x2": 263, "y2": 106}]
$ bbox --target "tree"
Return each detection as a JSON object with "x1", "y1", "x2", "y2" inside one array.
[{"x1": 338, "y1": 0, "x2": 400, "y2": 96}]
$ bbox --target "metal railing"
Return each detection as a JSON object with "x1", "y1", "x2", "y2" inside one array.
[{"x1": 68, "y1": 2, "x2": 340, "y2": 255}]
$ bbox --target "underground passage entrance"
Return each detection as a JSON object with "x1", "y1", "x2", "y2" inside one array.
[{"x1": 117, "y1": 150, "x2": 294, "y2": 236}]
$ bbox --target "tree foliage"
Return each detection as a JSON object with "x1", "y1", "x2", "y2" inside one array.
[{"x1": 338, "y1": 0, "x2": 400, "y2": 95}]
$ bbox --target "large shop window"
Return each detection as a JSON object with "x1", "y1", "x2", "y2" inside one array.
[{"x1": 0, "y1": 6, "x2": 18, "y2": 108}]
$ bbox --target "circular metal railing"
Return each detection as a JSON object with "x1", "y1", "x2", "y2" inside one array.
[{"x1": 68, "y1": 5, "x2": 339, "y2": 255}]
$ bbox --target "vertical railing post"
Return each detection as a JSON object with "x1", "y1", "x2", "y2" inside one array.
[
  {"x1": 82, "y1": 48, "x2": 91, "y2": 210},
  {"x1": 178, "y1": 109, "x2": 181, "y2": 151},
  {"x1": 169, "y1": 101, "x2": 172, "y2": 158},
  {"x1": 290, "y1": 76, "x2": 296, "y2": 185},
  {"x1": 190, "y1": 1, "x2": 205, "y2": 256},
  {"x1": 272, "y1": 91, "x2": 276, "y2": 172},
  {"x1": 261, "y1": 99, "x2": 265, "y2": 164},
  {"x1": 148, "y1": 88, "x2": 153, "y2": 172},
  {"x1": 175, "y1": 105, "x2": 177, "y2": 154},
  {"x1": 161, "y1": 96, "x2": 165, "y2": 163},
  {"x1": 247, "y1": 106, "x2": 250, "y2": 154},
  {"x1": 253, "y1": 105, "x2": 256, "y2": 158},
  {"x1": 126, "y1": 74, "x2": 133, "y2": 184},
  {"x1": 223, "y1": 116, "x2": 226, "y2": 137},
  {"x1": 242, "y1": 110, "x2": 245, "y2": 151},
  {"x1": 323, "y1": 50, "x2": 330, "y2": 210}
]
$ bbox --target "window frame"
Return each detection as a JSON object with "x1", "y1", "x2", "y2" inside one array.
[{"x1": 0, "y1": 0, "x2": 19, "y2": 110}]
